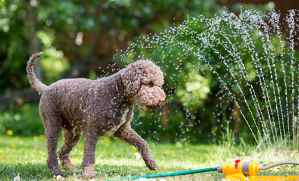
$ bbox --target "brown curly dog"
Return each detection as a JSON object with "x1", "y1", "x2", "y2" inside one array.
[{"x1": 26, "y1": 52, "x2": 166, "y2": 179}]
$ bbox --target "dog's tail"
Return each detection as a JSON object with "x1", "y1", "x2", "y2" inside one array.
[{"x1": 26, "y1": 52, "x2": 47, "y2": 94}]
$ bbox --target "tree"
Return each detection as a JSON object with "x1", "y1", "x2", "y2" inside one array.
[{"x1": 0, "y1": 0, "x2": 220, "y2": 109}]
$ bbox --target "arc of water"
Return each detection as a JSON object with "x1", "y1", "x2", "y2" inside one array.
[
  {"x1": 218, "y1": 31, "x2": 273, "y2": 146},
  {"x1": 244, "y1": 50, "x2": 276, "y2": 145},
  {"x1": 203, "y1": 60, "x2": 260, "y2": 146},
  {"x1": 184, "y1": 23, "x2": 264, "y2": 147},
  {"x1": 251, "y1": 15, "x2": 284, "y2": 142},
  {"x1": 267, "y1": 12, "x2": 287, "y2": 139},
  {"x1": 268, "y1": 11, "x2": 292, "y2": 141},
  {"x1": 204, "y1": 11, "x2": 274, "y2": 146},
  {"x1": 286, "y1": 10, "x2": 297, "y2": 143},
  {"x1": 231, "y1": 10, "x2": 290, "y2": 145},
  {"x1": 259, "y1": 12, "x2": 285, "y2": 142},
  {"x1": 202, "y1": 29, "x2": 269, "y2": 148},
  {"x1": 265, "y1": 13, "x2": 285, "y2": 141}
]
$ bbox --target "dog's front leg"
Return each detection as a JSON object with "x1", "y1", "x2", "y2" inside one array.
[
  {"x1": 82, "y1": 130, "x2": 100, "y2": 179},
  {"x1": 114, "y1": 123, "x2": 157, "y2": 170}
]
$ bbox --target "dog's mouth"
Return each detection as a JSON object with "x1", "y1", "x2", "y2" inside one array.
[
  {"x1": 144, "y1": 101, "x2": 165, "y2": 111},
  {"x1": 145, "y1": 105, "x2": 158, "y2": 110}
]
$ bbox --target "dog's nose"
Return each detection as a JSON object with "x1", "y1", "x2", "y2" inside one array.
[{"x1": 159, "y1": 97, "x2": 165, "y2": 103}]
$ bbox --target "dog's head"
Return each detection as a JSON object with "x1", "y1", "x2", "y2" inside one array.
[{"x1": 121, "y1": 60, "x2": 166, "y2": 110}]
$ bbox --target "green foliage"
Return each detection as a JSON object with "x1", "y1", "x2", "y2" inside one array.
[
  {"x1": 0, "y1": 103, "x2": 44, "y2": 136},
  {"x1": 0, "y1": 0, "x2": 220, "y2": 93},
  {"x1": 37, "y1": 30, "x2": 69, "y2": 85},
  {"x1": 132, "y1": 106, "x2": 186, "y2": 143},
  {"x1": 87, "y1": 70, "x2": 97, "y2": 80},
  {"x1": 0, "y1": 0, "x2": 222, "y2": 143},
  {"x1": 115, "y1": 6, "x2": 299, "y2": 145},
  {"x1": 176, "y1": 63, "x2": 210, "y2": 108}
]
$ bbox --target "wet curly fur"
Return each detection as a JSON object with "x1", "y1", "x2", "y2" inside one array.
[{"x1": 26, "y1": 52, "x2": 166, "y2": 179}]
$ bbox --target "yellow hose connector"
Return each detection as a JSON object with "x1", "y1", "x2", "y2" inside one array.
[
  {"x1": 217, "y1": 160, "x2": 260, "y2": 180},
  {"x1": 246, "y1": 162, "x2": 260, "y2": 176}
]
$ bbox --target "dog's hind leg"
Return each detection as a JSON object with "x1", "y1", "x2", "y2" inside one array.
[
  {"x1": 45, "y1": 125, "x2": 65, "y2": 177},
  {"x1": 58, "y1": 127, "x2": 83, "y2": 171},
  {"x1": 81, "y1": 128, "x2": 100, "y2": 179},
  {"x1": 40, "y1": 99, "x2": 65, "y2": 177}
]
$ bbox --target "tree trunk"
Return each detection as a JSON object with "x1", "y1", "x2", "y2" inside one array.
[
  {"x1": 26, "y1": 0, "x2": 41, "y2": 81},
  {"x1": 234, "y1": 103, "x2": 241, "y2": 135},
  {"x1": 162, "y1": 103, "x2": 169, "y2": 127}
]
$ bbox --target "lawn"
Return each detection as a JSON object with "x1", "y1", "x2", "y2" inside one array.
[{"x1": 0, "y1": 135, "x2": 299, "y2": 181}]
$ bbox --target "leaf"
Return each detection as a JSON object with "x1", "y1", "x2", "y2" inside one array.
[{"x1": 0, "y1": 167, "x2": 6, "y2": 174}]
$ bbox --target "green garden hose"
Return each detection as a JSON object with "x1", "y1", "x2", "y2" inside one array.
[{"x1": 107, "y1": 167, "x2": 217, "y2": 181}]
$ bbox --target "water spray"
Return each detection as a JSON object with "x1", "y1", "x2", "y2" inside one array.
[{"x1": 108, "y1": 160, "x2": 299, "y2": 181}]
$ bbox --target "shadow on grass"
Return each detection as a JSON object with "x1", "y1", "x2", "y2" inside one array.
[
  {"x1": 94, "y1": 164, "x2": 225, "y2": 180},
  {"x1": 0, "y1": 162, "x2": 225, "y2": 180}
]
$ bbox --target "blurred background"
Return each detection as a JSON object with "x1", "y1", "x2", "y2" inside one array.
[{"x1": 1, "y1": 0, "x2": 299, "y2": 144}]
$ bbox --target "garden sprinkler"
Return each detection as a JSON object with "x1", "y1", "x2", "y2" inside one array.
[
  {"x1": 217, "y1": 159, "x2": 299, "y2": 180},
  {"x1": 108, "y1": 159, "x2": 299, "y2": 181}
]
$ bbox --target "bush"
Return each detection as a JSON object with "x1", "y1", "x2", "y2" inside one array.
[
  {"x1": 115, "y1": 7, "x2": 299, "y2": 145},
  {"x1": 0, "y1": 103, "x2": 44, "y2": 136}
]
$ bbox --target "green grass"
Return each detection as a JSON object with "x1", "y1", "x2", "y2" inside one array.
[{"x1": 0, "y1": 135, "x2": 299, "y2": 181}]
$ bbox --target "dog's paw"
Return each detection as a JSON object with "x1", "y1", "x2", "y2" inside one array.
[
  {"x1": 50, "y1": 168, "x2": 66, "y2": 178},
  {"x1": 82, "y1": 173, "x2": 96, "y2": 180},
  {"x1": 82, "y1": 163, "x2": 96, "y2": 179},
  {"x1": 145, "y1": 159, "x2": 158, "y2": 170},
  {"x1": 62, "y1": 162, "x2": 78, "y2": 171},
  {"x1": 54, "y1": 173, "x2": 66, "y2": 178}
]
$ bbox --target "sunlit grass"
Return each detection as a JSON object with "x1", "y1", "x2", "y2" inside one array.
[{"x1": 0, "y1": 135, "x2": 298, "y2": 180}]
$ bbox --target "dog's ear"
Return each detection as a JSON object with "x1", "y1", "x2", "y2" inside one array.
[{"x1": 121, "y1": 65, "x2": 144, "y2": 94}]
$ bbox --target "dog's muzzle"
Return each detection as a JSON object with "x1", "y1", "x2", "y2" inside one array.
[{"x1": 158, "y1": 97, "x2": 165, "y2": 106}]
